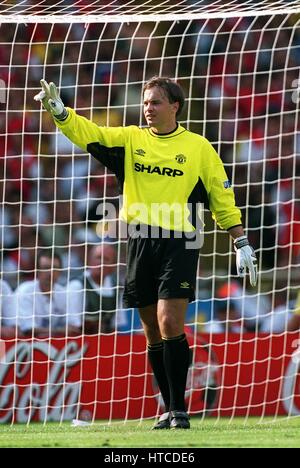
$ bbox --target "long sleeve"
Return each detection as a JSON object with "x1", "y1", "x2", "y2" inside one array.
[
  {"x1": 54, "y1": 107, "x2": 127, "y2": 151},
  {"x1": 200, "y1": 138, "x2": 242, "y2": 230}
]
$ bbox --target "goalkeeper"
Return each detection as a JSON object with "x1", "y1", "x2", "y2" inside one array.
[{"x1": 35, "y1": 77, "x2": 257, "y2": 430}]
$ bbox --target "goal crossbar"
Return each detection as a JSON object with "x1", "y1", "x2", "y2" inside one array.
[
  {"x1": 1, "y1": 0, "x2": 300, "y2": 24},
  {"x1": 0, "y1": 8, "x2": 300, "y2": 23}
]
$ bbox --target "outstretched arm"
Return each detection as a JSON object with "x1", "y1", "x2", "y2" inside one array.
[{"x1": 34, "y1": 79, "x2": 127, "y2": 151}]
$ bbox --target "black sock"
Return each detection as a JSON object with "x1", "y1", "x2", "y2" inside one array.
[
  {"x1": 147, "y1": 342, "x2": 170, "y2": 412},
  {"x1": 163, "y1": 334, "x2": 190, "y2": 412}
]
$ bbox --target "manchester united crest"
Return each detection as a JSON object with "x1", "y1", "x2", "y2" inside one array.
[{"x1": 175, "y1": 154, "x2": 186, "y2": 164}]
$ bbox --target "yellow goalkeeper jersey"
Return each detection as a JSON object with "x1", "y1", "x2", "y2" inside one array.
[{"x1": 55, "y1": 108, "x2": 242, "y2": 232}]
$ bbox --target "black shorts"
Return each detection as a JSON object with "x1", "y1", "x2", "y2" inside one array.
[{"x1": 123, "y1": 229, "x2": 200, "y2": 309}]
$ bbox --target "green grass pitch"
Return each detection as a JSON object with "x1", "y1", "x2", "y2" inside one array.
[{"x1": 0, "y1": 417, "x2": 299, "y2": 448}]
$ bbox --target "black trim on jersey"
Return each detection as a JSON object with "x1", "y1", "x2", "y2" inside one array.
[
  {"x1": 226, "y1": 224, "x2": 243, "y2": 231},
  {"x1": 87, "y1": 142, "x2": 125, "y2": 193},
  {"x1": 187, "y1": 177, "x2": 210, "y2": 229},
  {"x1": 151, "y1": 123, "x2": 178, "y2": 136},
  {"x1": 147, "y1": 127, "x2": 187, "y2": 139}
]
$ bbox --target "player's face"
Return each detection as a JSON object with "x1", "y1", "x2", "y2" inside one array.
[{"x1": 143, "y1": 86, "x2": 179, "y2": 133}]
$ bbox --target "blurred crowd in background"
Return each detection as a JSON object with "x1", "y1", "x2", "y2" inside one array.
[{"x1": 0, "y1": 13, "x2": 300, "y2": 336}]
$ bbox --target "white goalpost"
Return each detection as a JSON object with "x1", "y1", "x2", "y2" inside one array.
[{"x1": 0, "y1": 0, "x2": 300, "y2": 424}]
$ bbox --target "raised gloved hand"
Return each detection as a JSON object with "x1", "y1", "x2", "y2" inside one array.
[
  {"x1": 34, "y1": 79, "x2": 68, "y2": 121},
  {"x1": 234, "y1": 236, "x2": 258, "y2": 287}
]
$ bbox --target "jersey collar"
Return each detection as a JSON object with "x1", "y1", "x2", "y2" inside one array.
[{"x1": 148, "y1": 123, "x2": 186, "y2": 138}]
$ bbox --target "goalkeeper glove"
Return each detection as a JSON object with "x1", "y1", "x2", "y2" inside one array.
[
  {"x1": 234, "y1": 236, "x2": 258, "y2": 287},
  {"x1": 34, "y1": 79, "x2": 68, "y2": 121}
]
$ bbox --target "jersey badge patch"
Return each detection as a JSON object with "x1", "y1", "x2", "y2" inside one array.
[{"x1": 175, "y1": 154, "x2": 187, "y2": 164}]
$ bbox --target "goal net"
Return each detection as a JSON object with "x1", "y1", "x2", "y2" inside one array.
[{"x1": 0, "y1": 0, "x2": 300, "y2": 424}]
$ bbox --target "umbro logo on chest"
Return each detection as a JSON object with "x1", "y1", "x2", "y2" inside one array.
[{"x1": 134, "y1": 149, "x2": 146, "y2": 157}]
